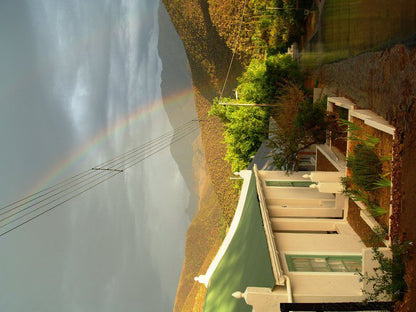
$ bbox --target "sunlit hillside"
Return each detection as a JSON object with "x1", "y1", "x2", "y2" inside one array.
[{"x1": 161, "y1": 0, "x2": 243, "y2": 310}]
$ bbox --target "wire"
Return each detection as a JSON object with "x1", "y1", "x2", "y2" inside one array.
[
  {"x1": 219, "y1": 0, "x2": 249, "y2": 100},
  {"x1": 0, "y1": 120, "x2": 199, "y2": 237},
  {"x1": 0, "y1": 121, "x2": 199, "y2": 235},
  {"x1": 0, "y1": 120, "x2": 197, "y2": 214}
]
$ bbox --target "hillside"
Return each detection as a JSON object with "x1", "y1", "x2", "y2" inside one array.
[{"x1": 160, "y1": 0, "x2": 244, "y2": 310}]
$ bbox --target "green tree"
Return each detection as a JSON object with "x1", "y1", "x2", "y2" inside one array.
[
  {"x1": 236, "y1": 54, "x2": 303, "y2": 104},
  {"x1": 209, "y1": 99, "x2": 269, "y2": 172}
]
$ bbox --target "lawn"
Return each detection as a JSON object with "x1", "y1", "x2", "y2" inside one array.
[{"x1": 203, "y1": 173, "x2": 275, "y2": 312}]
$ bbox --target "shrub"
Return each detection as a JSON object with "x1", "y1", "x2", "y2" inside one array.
[
  {"x1": 236, "y1": 54, "x2": 303, "y2": 104},
  {"x1": 341, "y1": 177, "x2": 387, "y2": 217},
  {"x1": 347, "y1": 144, "x2": 382, "y2": 192},
  {"x1": 212, "y1": 54, "x2": 303, "y2": 172},
  {"x1": 358, "y1": 238, "x2": 412, "y2": 302},
  {"x1": 272, "y1": 82, "x2": 305, "y2": 129},
  {"x1": 294, "y1": 97, "x2": 327, "y2": 143},
  {"x1": 373, "y1": 173, "x2": 392, "y2": 190},
  {"x1": 340, "y1": 121, "x2": 391, "y2": 217},
  {"x1": 209, "y1": 99, "x2": 269, "y2": 172},
  {"x1": 338, "y1": 119, "x2": 380, "y2": 149}
]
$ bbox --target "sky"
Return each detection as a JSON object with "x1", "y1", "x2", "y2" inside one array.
[{"x1": 0, "y1": 0, "x2": 197, "y2": 311}]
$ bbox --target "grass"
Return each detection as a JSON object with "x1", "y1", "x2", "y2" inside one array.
[
  {"x1": 300, "y1": 0, "x2": 416, "y2": 68},
  {"x1": 204, "y1": 174, "x2": 274, "y2": 312}
]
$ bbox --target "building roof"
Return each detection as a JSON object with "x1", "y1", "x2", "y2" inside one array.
[{"x1": 203, "y1": 172, "x2": 275, "y2": 312}]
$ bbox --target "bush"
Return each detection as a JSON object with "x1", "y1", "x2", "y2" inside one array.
[
  {"x1": 208, "y1": 0, "x2": 309, "y2": 61},
  {"x1": 272, "y1": 82, "x2": 304, "y2": 129},
  {"x1": 212, "y1": 54, "x2": 303, "y2": 172},
  {"x1": 209, "y1": 99, "x2": 269, "y2": 172},
  {"x1": 340, "y1": 121, "x2": 390, "y2": 217},
  {"x1": 347, "y1": 144, "x2": 382, "y2": 191},
  {"x1": 234, "y1": 59, "x2": 268, "y2": 104},
  {"x1": 236, "y1": 54, "x2": 303, "y2": 104},
  {"x1": 358, "y1": 237, "x2": 412, "y2": 302},
  {"x1": 268, "y1": 126, "x2": 309, "y2": 171},
  {"x1": 341, "y1": 177, "x2": 387, "y2": 217}
]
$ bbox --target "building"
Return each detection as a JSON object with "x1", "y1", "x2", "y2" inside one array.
[{"x1": 198, "y1": 97, "x2": 394, "y2": 312}]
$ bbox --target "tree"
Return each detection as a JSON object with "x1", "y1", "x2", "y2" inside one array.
[
  {"x1": 236, "y1": 54, "x2": 304, "y2": 104},
  {"x1": 267, "y1": 125, "x2": 316, "y2": 172},
  {"x1": 267, "y1": 97, "x2": 328, "y2": 172},
  {"x1": 209, "y1": 98, "x2": 269, "y2": 172}
]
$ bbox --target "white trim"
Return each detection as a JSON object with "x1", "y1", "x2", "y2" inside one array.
[
  {"x1": 327, "y1": 97, "x2": 356, "y2": 111},
  {"x1": 254, "y1": 165, "x2": 286, "y2": 285},
  {"x1": 286, "y1": 271, "x2": 359, "y2": 276},
  {"x1": 350, "y1": 109, "x2": 395, "y2": 135},
  {"x1": 195, "y1": 170, "x2": 253, "y2": 287},
  {"x1": 284, "y1": 251, "x2": 362, "y2": 256},
  {"x1": 316, "y1": 144, "x2": 346, "y2": 172}
]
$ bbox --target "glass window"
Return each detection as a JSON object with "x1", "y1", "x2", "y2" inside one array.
[
  {"x1": 286, "y1": 255, "x2": 362, "y2": 273},
  {"x1": 265, "y1": 180, "x2": 314, "y2": 187}
]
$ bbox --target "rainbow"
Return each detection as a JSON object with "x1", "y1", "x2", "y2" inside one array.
[{"x1": 31, "y1": 87, "x2": 195, "y2": 194}]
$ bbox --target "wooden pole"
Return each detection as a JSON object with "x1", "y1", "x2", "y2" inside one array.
[{"x1": 219, "y1": 102, "x2": 278, "y2": 107}]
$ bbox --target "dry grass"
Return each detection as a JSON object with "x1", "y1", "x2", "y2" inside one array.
[{"x1": 173, "y1": 89, "x2": 241, "y2": 312}]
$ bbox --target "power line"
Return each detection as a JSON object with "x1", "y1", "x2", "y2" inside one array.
[
  {"x1": 219, "y1": 0, "x2": 249, "y2": 100},
  {"x1": 0, "y1": 120, "x2": 197, "y2": 214},
  {"x1": 0, "y1": 120, "x2": 199, "y2": 236},
  {"x1": 2, "y1": 121, "x2": 199, "y2": 216},
  {"x1": 0, "y1": 120, "x2": 199, "y2": 237}
]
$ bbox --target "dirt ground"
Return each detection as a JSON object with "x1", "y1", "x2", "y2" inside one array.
[{"x1": 312, "y1": 44, "x2": 416, "y2": 311}]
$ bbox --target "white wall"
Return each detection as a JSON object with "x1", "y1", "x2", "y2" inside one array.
[
  {"x1": 272, "y1": 220, "x2": 365, "y2": 301},
  {"x1": 257, "y1": 169, "x2": 365, "y2": 303},
  {"x1": 259, "y1": 170, "x2": 342, "y2": 218}
]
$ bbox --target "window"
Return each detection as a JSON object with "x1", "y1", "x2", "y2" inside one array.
[
  {"x1": 286, "y1": 255, "x2": 362, "y2": 273},
  {"x1": 265, "y1": 181, "x2": 314, "y2": 187}
]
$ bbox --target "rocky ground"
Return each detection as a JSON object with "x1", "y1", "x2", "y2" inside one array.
[{"x1": 311, "y1": 44, "x2": 416, "y2": 311}]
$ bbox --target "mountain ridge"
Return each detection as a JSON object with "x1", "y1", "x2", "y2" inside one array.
[{"x1": 160, "y1": 0, "x2": 244, "y2": 310}]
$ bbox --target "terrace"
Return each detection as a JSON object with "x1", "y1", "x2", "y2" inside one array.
[{"x1": 316, "y1": 95, "x2": 395, "y2": 245}]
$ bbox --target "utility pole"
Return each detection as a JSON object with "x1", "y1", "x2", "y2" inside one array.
[{"x1": 219, "y1": 102, "x2": 277, "y2": 107}]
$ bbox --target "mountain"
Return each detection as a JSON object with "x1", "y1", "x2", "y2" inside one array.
[{"x1": 160, "y1": 0, "x2": 244, "y2": 310}]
